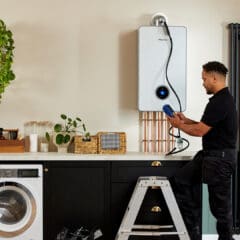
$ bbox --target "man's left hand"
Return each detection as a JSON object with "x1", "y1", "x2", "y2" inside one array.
[{"x1": 167, "y1": 113, "x2": 183, "y2": 128}]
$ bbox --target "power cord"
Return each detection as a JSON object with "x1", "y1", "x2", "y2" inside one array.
[{"x1": 162, "y1": 21, "x2": 190, "y2": 155}]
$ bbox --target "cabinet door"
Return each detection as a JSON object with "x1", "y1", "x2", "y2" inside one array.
[
  {"x1": 44, "y1": 161, "x2": 110, "y2": 240},
  {"x1": 110, "y1": 160, "x2": 189, "y2": 240}
]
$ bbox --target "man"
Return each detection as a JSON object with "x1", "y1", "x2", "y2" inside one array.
[{"x1": 167, "y1": 61, "x2": 237, "y2": 240}]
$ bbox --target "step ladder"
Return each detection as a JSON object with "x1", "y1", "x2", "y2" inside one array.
[{"x1": 115, "y1": 176, "x2": 190, "y2": 240}]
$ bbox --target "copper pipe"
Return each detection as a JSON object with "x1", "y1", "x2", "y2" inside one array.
[
  {"x1": 157, "y1": 112, "x2": 161, "y2": 152},
  {"x1": 162, "y1": 114, "x2": 164, "y2": 152},
  {"x1": 161, "y1": 112, "x2": 163, "y2": 152},
  {"x1": 166, "y1": 119, "x2": 168, "y2": 152},
  {"x1": 172, "y1": 127, "x2": 175, "y2": 150},
  {"x1": 143, "y1": 112, "x2": 147, "y2": 152},
  {"x1": 143, "y1": 112, "x2": 146, "y2": 152},
  {"x1": 149, "y1": 112, "x2": 152, "y2": 152},
  {"x1": 148, "y1": 112, "x2": 150, "y2": 153},
  {"x1": 164, "y1": 115, "x2": 167, "y2": 152},
  {"x1": 152, "y1": 112, "x2": 156, "y2": 152},
  {"x1": 146, "y1": 112, "x2": 149, "y2": 152},
  {"x1": 166, "y1": 120, "x2": 170, "y2": 152}
]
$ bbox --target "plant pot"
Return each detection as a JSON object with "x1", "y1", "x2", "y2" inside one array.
[
  {"x1": 56, "y1": 145, "x2": 69, "y2": 153},
  {"x1": 53, "y1": 132, "x2": 75, "y2": 153}
]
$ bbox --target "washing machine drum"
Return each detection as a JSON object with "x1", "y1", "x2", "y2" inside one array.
[{"x1": 0, "y1": 182, "x2": 36, "y2": 238}]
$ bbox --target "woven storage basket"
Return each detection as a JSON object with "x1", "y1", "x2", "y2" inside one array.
[
  {"x1": 74, "y1": 135, "x2": 98, "y2": 154},
  {"x1": 97, "y1": 132, "x2": 126, "y2": 154}
]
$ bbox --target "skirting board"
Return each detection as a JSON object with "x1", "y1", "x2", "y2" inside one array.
[
  {"x1": 202, "y1": 235, "x2": 217, "y2": 240},
  {"x1": 203, "y1": 234, "x2": 240, "y2": 240}
]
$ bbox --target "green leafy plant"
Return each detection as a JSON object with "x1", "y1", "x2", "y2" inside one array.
[
  {"x1": 0, "y1": 19, "x2": 15, "y2": 101},
  {"x1": 46, "y1": 114, "x2": 90, "y2": 145}
]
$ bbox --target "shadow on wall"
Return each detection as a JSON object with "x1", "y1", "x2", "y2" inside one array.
[
  {"x1": 118, "y1": 30, "x2": 138, "y2": 111},
  {"x1": 12, "y1": 22, "x2": 63, "y2": 89},
  {"x1": 221, "y1": 21, "x2": 230, "y2": 67},
  {"x1": 6, "y1": 22, "x2": 66, "y2": 117}
]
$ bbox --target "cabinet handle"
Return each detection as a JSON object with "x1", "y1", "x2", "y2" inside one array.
[
  {"x1": 151, "y1": 206, "x2": 162, "y2": 212},
  {"x1": 151, "y1": 161, "x2": 161, "y2": 167},
  {"x1": 44, "y1": 168, "x2": 49, "y2": 173}
]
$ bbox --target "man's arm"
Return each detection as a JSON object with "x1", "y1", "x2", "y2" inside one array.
[
  {"x1": 177, "y1": 121, "x2": 211, "y2": 136},
  {"x1": 167, "y1": 114, "x2": 211, "y2": 137}
]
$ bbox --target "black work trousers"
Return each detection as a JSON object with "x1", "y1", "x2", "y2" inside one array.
[{"x1": 170, "y1": 149, "x2": 236, "y2": 240}]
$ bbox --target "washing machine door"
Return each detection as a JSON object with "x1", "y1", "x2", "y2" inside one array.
[{"x1": 0, "y1": 182, "x2": 36, "y2": 238}]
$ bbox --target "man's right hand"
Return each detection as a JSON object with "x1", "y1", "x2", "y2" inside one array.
[
  {"x1": 175, "y1": 113, "x2": 199, "y2": 125},
  {"x1": 176, "y1": 112, "x2": 188, "y2": 123}
]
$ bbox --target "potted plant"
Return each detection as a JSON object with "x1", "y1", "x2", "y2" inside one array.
[
  {"x1": 46, "y1": 114, "x2": 90, "y2": 153},
  {"x1": 0, "y1": 19, "x2": 15, "y2": 102}
]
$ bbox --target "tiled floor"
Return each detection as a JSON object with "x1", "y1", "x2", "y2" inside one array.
[{"x1": 203, "y1": 235, "x2": 240, "y2": 240}]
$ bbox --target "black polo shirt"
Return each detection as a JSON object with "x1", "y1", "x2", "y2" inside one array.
[{"x1": 201, "y1": 87, "x2": 237, "y2": 150}]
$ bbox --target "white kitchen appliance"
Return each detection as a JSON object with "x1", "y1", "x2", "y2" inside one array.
[
  {"x1": 138, "y1": 26, "x2": 187, "y2": 111},
  {"x1": 0, "y1": 164, "x2": 43, "y2": 240}
]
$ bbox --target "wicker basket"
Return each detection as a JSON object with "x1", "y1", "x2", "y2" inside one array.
[
  {"x1": 74, "y1": 135, "x2": 98, "y2": 154},
  {"x1": 97, "y1": 132, "x2": 126, "y2": 154}
]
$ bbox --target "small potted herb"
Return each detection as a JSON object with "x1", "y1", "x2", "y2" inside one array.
[{"x1": 46, "y1": 114, "x2": 89, "y2": 153}]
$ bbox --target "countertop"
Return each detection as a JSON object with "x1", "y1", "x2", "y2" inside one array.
[{"x1": 0, "y1": 151, "x2": 196, "y2": 161}]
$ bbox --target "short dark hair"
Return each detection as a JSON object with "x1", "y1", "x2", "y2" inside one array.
[{"x1": 202, "y1": 61, "x2": 228, "y2": 76}]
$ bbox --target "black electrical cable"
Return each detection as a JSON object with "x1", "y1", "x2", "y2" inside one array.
[
  {"x1": 163, "y1": 21, "x2": 190, "y2": 155},
  {"x1": 163, "y1": 22, "x2": 182, "y2": 113},
  {"x1": 166, "y1": 137, "x2": 190, "y2": 155},
  {"x1": 163, "y1": 22, "x2": 181, "y2": 139}
]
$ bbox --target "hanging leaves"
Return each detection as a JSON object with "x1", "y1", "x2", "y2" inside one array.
[{"x1": 0, "y1": 19, "x2": 15, "y2": 102}]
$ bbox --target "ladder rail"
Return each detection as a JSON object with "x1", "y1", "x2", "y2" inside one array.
[
  {"x1": 160, "y1": 179, "x2": 190, "y2": 240},
  {"x1": 117, "y1": 179, "x2": 148, "y2": 231}
]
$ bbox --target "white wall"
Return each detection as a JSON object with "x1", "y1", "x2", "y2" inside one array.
[{"x1": 1, "y1": 0, "x2": 240, "y2": 151}]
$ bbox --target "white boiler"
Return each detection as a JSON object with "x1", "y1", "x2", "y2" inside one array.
[{"x1": 138, "y1": 26, "x2": 187, "y2": 111}]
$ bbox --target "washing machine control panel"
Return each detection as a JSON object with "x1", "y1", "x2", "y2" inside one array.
[{"x1": 0, "y1": 169, "x2": 39, "y2": 178}]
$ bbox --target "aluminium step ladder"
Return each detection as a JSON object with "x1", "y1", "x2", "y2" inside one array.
[{"x1": 115, "y1": 176, "x2": 190, "y2": 240}]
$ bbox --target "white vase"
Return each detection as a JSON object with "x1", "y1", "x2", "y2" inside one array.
[
  {"x1": 53, "y1": 132, "x2": 75, "y2": 153},
  {"x1": 57, "y1": 145, "x2": 69, "y2": 153},
  {"x1": 29, "y1": 133, "x2": 38, "y2": 152}
]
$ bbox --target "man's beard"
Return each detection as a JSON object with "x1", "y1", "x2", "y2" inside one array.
[{"x1": 206, "y1": 89, "x2": 213, "y2": 94}]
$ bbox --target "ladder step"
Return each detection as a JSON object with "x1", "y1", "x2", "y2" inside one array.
[
  {"x1": 120, "y1": 231, "x2": 186, "y2": 236},
  {"x1": 132, "y1": 224, "x2": 174, "y2": 229},
  {"x1": 138, "y1": 176, "x2": 167, "y2": 181}
]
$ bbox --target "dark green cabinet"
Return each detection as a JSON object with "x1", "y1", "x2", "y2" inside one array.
[{"x1": 44, "y1": 161, "x2": 110, "y2": 240}]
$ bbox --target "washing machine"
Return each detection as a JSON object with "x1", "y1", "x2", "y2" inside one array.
[{"x1": 0, "y1": 164, "x2": 43, "y2": 240}]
